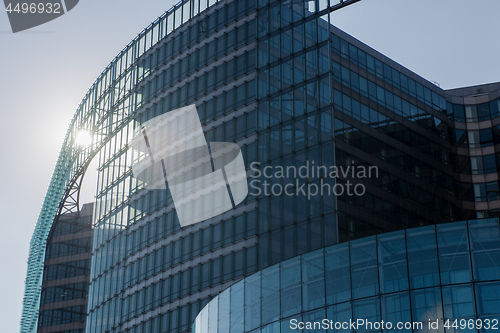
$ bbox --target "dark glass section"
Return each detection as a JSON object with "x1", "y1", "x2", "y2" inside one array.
[{"x1": 38, "y1": 204, "x2": 93, "y2": 333}]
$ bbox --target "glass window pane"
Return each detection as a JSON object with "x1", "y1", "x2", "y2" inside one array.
[
  {"x1": 230, "y1": 283, "x2": 244, "y2": 333},
  {"x1": 325, "y1": 243, "x2": 351, "y2": 304},
  {"x1": 353, "y1": 297, "x2": 380, "y2": 333},
  {"x1": 281, "y1": 257, "x2": 302, "y2": 317},
  {"x1": 469, "y1": 219, "x2": 500, "y2": 281},
  {"x1": 302, "y1": 250, "x2": 325, "y2": 311},
  {"x1": 351, "y1": 237, "x2": 378, "y2": 299},
  {"x1": 303, "y1": 308, "x2": 326, "y2": 333},
  {"x1": 218, "y1": 290, "x2": 230, "y2": 333},
  {"x1": 378, "y1": 231, "x2": 408, "y2": 293},
  {"x1": 261, "y1": 265, "x2": 280, "y2": 324},
  {"x1": 327, "y1": 302, "x2": 351, "y2": 333},
  {"x1": 475, "y1": 282, "x2": 500, "y2": 317},
  {"x1": 407, "y1": 226, "x2": 440, "y2": 289},
  {"x1": 382, "y1": 293, "x2": 411, "y2": 333},
  {"x1": 411, "y1": 288, "x2": 444, "y2": 333},
  {"x1": 245, "y1": 273, "x2": 261, "y2": 332},
  {"x1": 437, "y1": 221, "x2": 471, "y2": 284},
  {"x1": 208, "y1": 295, "x2": 219, "y2": 333},
  {"x1": 442, "y1": 285, "x2": 475, "y2": 325}
]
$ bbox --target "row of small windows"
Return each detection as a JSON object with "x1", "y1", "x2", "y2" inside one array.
[
  {"x1": 470, "y1": 154, "x2": 500, "y2": 175},
  {"x1": 333, "y1": 90, "x2": 452, "y2": 167},
  {"x1": 260, "y1": 48, "x2": 330, "y2": 97},
  {"x1": 136, "y1": 49, "x2": 256, "y2": 110},
  {"x1": 335, "y1": 149, "x2": 456, "y2": 224},
  {"x1": 327, "y1": 84, "x2": 500, "y2": 180},
  {"x1": 51, "y1": 218, "x2": 91, "y2": 237},
  {"x1": 89, "y1": 297, "x2": 206, "y2": 333},
  {"x1": 137, "y1": 78, "x2": 256, "y2": 126},
  {"x1": 331, "y1": 32, "x2": 447, "y2": 113},
  {"x1": 259, "y1": 20, "x2": 330, "y2": 66},
  {"x1": 137, "y1": 20, "x2": 256, "y2": 83},
  {"x1": 126, "y1": 142, "x2": 258, "y2": 226},
  {"x1": 89, "y1": 262, "x2": 124, "y2": 311},
  {"x1": 38, "y1": 306, "x2": 87, "y2": 327},
  {"x1": 261, "y1": 0, "x2": 334, "y2": 36},
  {"x1": 449, "y1": 99, "x2": 500, "y2": 122},
  {"x1": 43, "y1": 260, "x2": 90, "y2": 281},
  {"x1": 334, "y1": 90, "x2": 446, "y2": 149},
  {"x1": 473, "y1": 182, "x2": 500, "y2": 202},
  {"x1": 40, "y1": 283, "x2": 88, "y2": 304},
  {"x1": 332, "y1": 62, "x2": 447, "y2": 138},
  {"x1": 122, "y1": 247, "x2": 257, "y2": 320},
  {"x1": 46, "y1": 237, "x2": 91, "y2": 259},
  {"x1": 137, "y1": 0, "x2": 255, "y2": 77},
  {"x1": 453, "y1": 126, "x2": 500, "y2": 148},
  {"x1": 259, "y1": 77, "x2": 330, "y2": 125},
  {"x1": 258, "y1": 110, "x2": 333, "y2": 159},
  {"x1": 125, "y1": 210, "x2": 256, "y2": 276},
  {"x1": 335, "y1": 119, "x2": 454, "y2": 191}
]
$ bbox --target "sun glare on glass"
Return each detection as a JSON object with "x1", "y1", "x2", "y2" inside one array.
[{"x1": 75, "y1": 130, "x2": 92, "y2": 147}]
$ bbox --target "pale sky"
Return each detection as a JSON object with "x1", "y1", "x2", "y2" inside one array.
[{"x1": 0, "y1": 1, "x2": 499, "y2": 332}]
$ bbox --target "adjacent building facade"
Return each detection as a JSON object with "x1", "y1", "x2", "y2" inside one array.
[
  {"x1": 37, "y1": 203, "x2": 94, "y2": 333},
  {"x1": 21, "y1": 0, "x2": 500, "y2": 333}
]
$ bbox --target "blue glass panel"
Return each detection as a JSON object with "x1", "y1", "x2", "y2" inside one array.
[
  {"x1": 469, "y1": 219, "x2": 500, "y2": 281},
  {"x1": 302, "y1": 250, "x2": 326, "y2": 311},
  {"x1": 261, "y1": 265, "x2": 280, "y2": 324},
  {"x1": 218, "y1": 289, "x2": 230, "y2": 333},
  {"x1": 303, "y1": 308, "x2": 327, "y2": 333},
  {"x1": 411, "y1": 288, "x2": 444, "y2": 333},
  {"x1": 490, "y1": 99, "x2": 500, "y2": 119},
  {"x1": 350, "y1": 237, "x2": 378, "y2": 299},
  {"x1": 437, "y1": 222, "x2": 471, "y2": 284},
  {"x1": 407, "y1": 226, "x2": 440, "y2": 288},
  {"x1": 245, "y1": 273, "x2": 262, "y2": 332},
  {"x1": 231, "y1": 283, "x2": 245, "y2": 333},
  {"x1": 353, "y1": 297, "x2": 381, "y2": 333},
  {"x1": 327, "y1": 302, "x2": 352, "y2": 333},
  {"x1": 378, "y1": 231, "x2": 408, "y2": 293},
  {"x1": 281, "y1": 257, "x2": 302, "y2": 317},
  {"x1": 325, "y1": 243, "x2": 351, "y2": 304},
  {"x1": 208, "y1": 295, "x2": 219, "y2": 333},
  {"x1": 442, "y1": 285, "x2": 475, "y2": 333},
  {"x1": 260, "y1": 322, "x2": 278, "y2": 333},
  {"x1": 475, "y1": 282, "x2": 500, "y2": 317},
  {"x1": 382, "y1": 293, "x2": 411, "y2": 333},
  {"x1": 283, "y1": 314, "x2": 302, "y2": 333}
]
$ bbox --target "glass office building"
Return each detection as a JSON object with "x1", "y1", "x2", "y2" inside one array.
[{"x1": 21, "y1": 0, "x2": 500, "y2": 333}]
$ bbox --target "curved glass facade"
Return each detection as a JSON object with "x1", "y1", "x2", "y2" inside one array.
[
  {"x1": 193, "y1": 219, "x2": 500, "y2": 333},
  {"x1": 446, "y1": 87, "x2": 500, "y2": 214}
]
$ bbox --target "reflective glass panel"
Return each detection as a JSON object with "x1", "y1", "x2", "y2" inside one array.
[
  {"x1": 378, "y1": 231, "x2": 408, "y2": 293},
  {"x1": 407, "y1": 226, "x2": 440, "y2": 289},
  {"x1": 437, "y1": 222, "x2": 471, "y2": 284},
  {"x1": 350, "y1": 237, "x2": 378, "y2": 299},
  {"x1": 325, "y1": 243, "x2": 351, "y2": 304}
]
